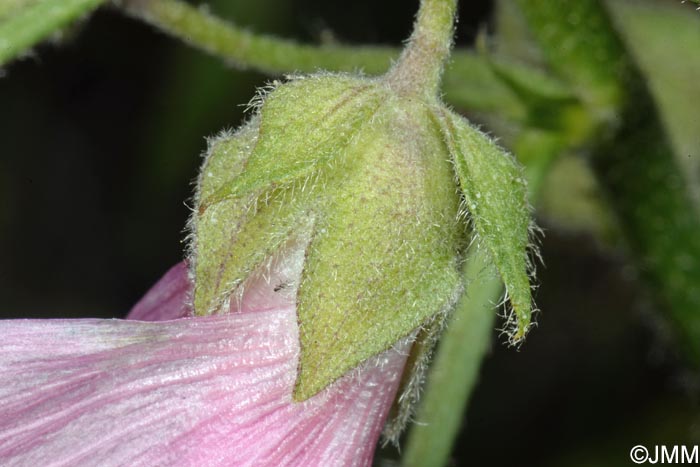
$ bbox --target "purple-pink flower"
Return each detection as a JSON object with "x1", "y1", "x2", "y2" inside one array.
[{"x1": 0, "y1": 259, "x2": 410, "y2": 466}]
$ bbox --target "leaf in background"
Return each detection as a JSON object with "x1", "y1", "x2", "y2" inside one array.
[
  {"x1": 0, "y1": 0, "x2": 105, "y2": 66},
  {"x1": 517, "y1": 0, "x2": 700, "y2": 362},
  {"x1": 492, "y1": 0, "x2": 545, "y2": 68},
  {"x1": 514, "y1": 0, "x2": 630, "y2": 120},
  {"x1": 606, "y1": 0, "x2": 700, "y2": 206},
  {"x1": 0, "y1": 0, "x2": 38, "y2": 21},
  {"x1": 538, "y1": 155, "x2": 617, "y2": 239}
]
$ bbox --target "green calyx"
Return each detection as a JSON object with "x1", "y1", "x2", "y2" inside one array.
[
  {"x1": 191, "y1": 74, "x2": 467, "y2": 401},
  {"x1": 190, "y1": 0, "x2": 535, "y2": 402}
]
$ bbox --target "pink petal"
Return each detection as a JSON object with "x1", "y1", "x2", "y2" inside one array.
[
  {"x1": 127, "y1": 243, "x2": 311, "y2": 322},
  {"x1": 0, "y1": 249, "x2": 410, "y2": 466},
  {"x1": 0, "y1": 313, "x2": 409, "y2": 466},
  {"x1": 126, "y1": 262, "x2": 191, "y2": 321}
]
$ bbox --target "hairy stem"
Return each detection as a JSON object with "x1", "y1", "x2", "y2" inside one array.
[
  {"x1": 119, "y1": 0, "x2": 564, "y2": 119},
  {"x1": 386, "y1": 0, "x2": 458, "y2": 97},
  {"x1": 120, "y1": 0, "x2": 395, "y2": 74}
]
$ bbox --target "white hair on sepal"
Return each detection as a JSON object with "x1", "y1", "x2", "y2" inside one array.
[
  {"x1": 381, "y1": 281, "x2": 464, "y2": 446},
  {"x1": 242, "y1": 79, "x2": 284, "y2": 114}
]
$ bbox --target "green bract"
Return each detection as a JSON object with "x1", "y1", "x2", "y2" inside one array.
[
  {"x1": 190, "y1": 70, "x2": 534, "y2": 401},
  {"x1": 436, "y1": 108, "x2": 534, "y2": 340}
]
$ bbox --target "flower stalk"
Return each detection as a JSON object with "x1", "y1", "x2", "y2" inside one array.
[
  {"x1": 117, "y1": 0, "x2": 573, "y2": 124},
  {"x1": 386, "y1": 0, "x2": 457, "y2": 97}
]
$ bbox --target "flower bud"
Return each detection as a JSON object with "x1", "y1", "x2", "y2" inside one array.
[{"x1": 190, "y1": 71, "x2": 534, "y2": 403}]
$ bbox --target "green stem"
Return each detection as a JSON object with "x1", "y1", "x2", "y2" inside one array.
[
  {"x1": 120, "y1": 0, "x2": 395, "y2": 74},
  {"x1": 0, "y1": 0, "x2": 105, "y2": 65},
  {"x1": 402, "y1": 248, "x2": 499, "y2": 467},
  {"x1": 386, "y1": 0, "x2": 457, "y2": 97},
  {"x1": 119, "y1": 0, "x2": 565, "y2": 119}
]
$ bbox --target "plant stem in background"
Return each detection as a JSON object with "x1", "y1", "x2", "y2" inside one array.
[
  {"x1": 516, "y1": 0, "x2": 700, "y2": 362},
  {"x1": 402, "y1": 248, "x2": 499, "y2": 467},
  {"x1": 119, "y1": 0, "x2": 568, "y2": 122},
  {"x1": 0, "y1": 0, "x2": 105, "y2": 65},
  {"x1": 120, "y1": 0, "x2": 394, "y2": 74},
  {"x1": 605, "y1": 0, "x2": 700, "y2": 204}
]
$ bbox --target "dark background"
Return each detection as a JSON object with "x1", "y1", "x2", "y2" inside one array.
[{"x1": 1, "y1": 1, "x2": 696, "y2": 465}]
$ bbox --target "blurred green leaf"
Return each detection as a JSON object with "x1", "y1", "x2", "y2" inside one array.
[
  {"x1": 0, "y1": 0, "x2": 105, "y2": 66},
  {"x1": 537, "y1": 155, "x2": 617, "y2": 240},
  {"x1": 0, "y1": 0, "x2": 38, "y2": 21},
  {"x1": 517, "y1": 0, "x2": 700, "y2": 362},
  {"x1": 607, "y1": 0, "x2": 700, "y2": 205},
  {"x1": 514, "y1": 0, "x2": 629, "y2": 118},
  {"x1": 492, "y1": 0, "x2": 545, "y2": 67}
]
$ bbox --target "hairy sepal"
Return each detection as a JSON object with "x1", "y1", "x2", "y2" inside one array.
[
  {"x1": 435, "y1": 108, "x2": 534, "y2": 341},
  {"x1": 191, "y1": 75, "x2": 383, "y2": 316},
  {"x1": 293, "y1": 98, "x2": 463, "y2": 401}
]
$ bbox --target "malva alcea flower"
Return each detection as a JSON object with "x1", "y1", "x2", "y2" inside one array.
[
  {"x1": 189, "y1": 0, "x2": 535, "y2": 408},
  {"x1": 0, "y1": 0, "x2": 536, "y2": 463},
  {"x1": 0, "y1": 247, "x2": 411, "y2": 466}
]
